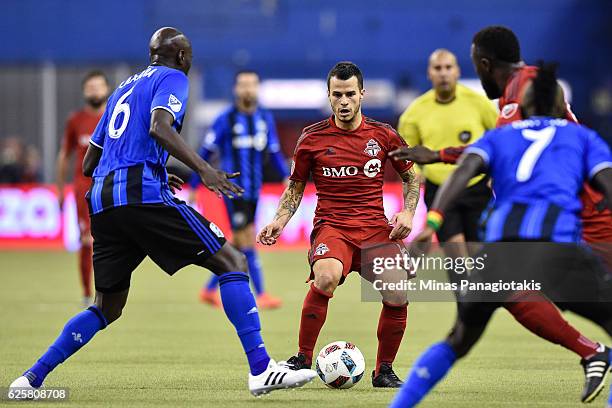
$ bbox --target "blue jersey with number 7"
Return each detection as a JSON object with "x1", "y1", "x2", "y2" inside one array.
[
  {"x1": 464, "y1": 118, "x2": 612, "y2": 242},
  {"x1": 86, "y1": 65, "x2": 189, "y2": 215}
]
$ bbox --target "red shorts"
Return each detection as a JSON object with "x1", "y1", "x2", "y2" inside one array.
[
  {"x1": 74, "y1": 182, "x2": 91, "y2": 236},
  {"x1": 307, "y1": 223, "x2": 408, "y2": 284}
]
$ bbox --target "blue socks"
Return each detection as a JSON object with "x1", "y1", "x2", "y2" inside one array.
[
  {"x1": 24, "y1": 306, "x2": 107, "y2": 387},
  {"x1": 206, "y1": 274, "x2": 220, "y2": 290},
  {"x1": 205, "y1": 248, "x2": 264, "y2": 296},
  {"x1": 243, "y1": 248, "x2": 264, "y2": 295},
  {"x1": 219, "y1": 272, "x2": 270, "y2": 375},
  {"x1": 389, "y1": 342, "x2": 457, "y2": 408}
]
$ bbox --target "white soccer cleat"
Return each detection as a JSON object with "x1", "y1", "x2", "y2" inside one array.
[
  {"x1": 248, "y1": 359, "x2": 317, "y2": 396},
  {"x1": 8, "y1": 376, "x2": 38, "y2": 400}
]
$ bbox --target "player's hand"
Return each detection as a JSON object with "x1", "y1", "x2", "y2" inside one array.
[
  {"x1": 257, "y1": 221, "x2": 284, "y2": 246},
  {"x1": 167, "y1": 173, "x2": 184, "y2": 194},
  {"x1": 199, "y1": 167, "x2": 244, "y2": 199},
  {"x1": 389, "y1": 146, "x2": 440, "y2": 164},
  {"x1": 389, "y1": 210, "x2": 413, "y2": 240}
]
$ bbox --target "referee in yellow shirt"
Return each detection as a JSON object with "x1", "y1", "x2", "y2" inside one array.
[{"x1": 398, "y1": 49, "x2": 497, "y2": 251}]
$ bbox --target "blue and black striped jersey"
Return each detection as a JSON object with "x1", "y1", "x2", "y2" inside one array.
[
  {"x1": 190, "y1": 106, "x2": 288, "y2": 201},
  {"x1": 465, "y1": 117, "x2": 612, "y2": 243},
  {"x1": 86, "y1": 65, "x2": 189, "y2": 214}
]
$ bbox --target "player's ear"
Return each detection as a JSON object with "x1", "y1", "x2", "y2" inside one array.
[
  {"x1": 177, "y1": 49, "x2": 185, "y2": 65},
  {"x1": 481, "y1": 57, "x2": 492, "y2": 73}
]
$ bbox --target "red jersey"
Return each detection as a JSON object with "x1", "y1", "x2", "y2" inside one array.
[
  {"x1": 62, "y1": 109, "x2": 103, "y2": 186},
  {"x1": 290, "y1": 116, "x2": 413, "y2": 228},
  {"x1": 439, "y1": 65, "x2": 611, "y2": 243}
]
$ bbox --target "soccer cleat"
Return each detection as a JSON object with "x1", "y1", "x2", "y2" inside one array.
[
  {"x1": 8, "y1": 376, "x2": 38, "y2": 400},
  {"x1": 580, "y1": 345, "x2": 611, "y2": 403},
  {"x1": 279, "y1": 353, "x2": 311, "y2": 370},
  {"x1": 372, "y1": 363, "x2": 404, "y2": 388},
  {"x1": 256, "y1": 293, "x2": 282, "y2": 309},
  {"x1": 199, "y1": 288, "x2": 222, "y2": 308},
  {"x1": 248, "y1": 359, "x2": 317, "y2": 396}
]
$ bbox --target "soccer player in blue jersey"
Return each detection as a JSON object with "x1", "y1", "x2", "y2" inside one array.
[
  {"x1": 190, "y1": 70, "x2": 288, "y2": 309},
  {"x1": 389, "y1": 63, "x2": 612, "y2": 407},
  {"x1": 8, "y1": 27, "x2": 315, "y2": 397}
]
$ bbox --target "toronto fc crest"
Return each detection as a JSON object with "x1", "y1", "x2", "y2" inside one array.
[{"x1": 364, "y1": 139, "x2": 381, "y2": 157}]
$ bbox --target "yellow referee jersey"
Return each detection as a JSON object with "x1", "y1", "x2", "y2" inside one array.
[{"x1": 398, "y1": 84, "x2": 497, "y2": 186}]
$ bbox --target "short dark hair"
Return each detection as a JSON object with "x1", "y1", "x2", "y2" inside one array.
[
  {"x1": 327, "y1": 61, "x2": 363, "y2": 90},
  {"x1": 234, "y1": 69, "x2": 259, "y2": 82},
  {"x1": 532, "y1": 60, "x2": 559, "y2": 116},
  {"x1": 473, "y1": 26, "x2": 521, "y2": 63},
  {"x1": 82, "y1": 70, "x2": 108, "y2": 88}
]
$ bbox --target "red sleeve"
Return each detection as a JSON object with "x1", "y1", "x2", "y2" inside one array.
[
  {"x1": 439, "y1": 146, "x2": 468, "y2": 164},
  {"x1": 289, "y1": 133, "x2": 313, "y2": 182},
  {"x1": 388, "y1": 128, "x2": 413, "y2": 174},
  {"x1": 62, "y1": 114, "x2": 77, "y2": 154}
]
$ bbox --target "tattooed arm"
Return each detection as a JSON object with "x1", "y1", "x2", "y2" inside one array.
[
  {"x1": 257, "y1": 180, "x2": 306, "y2": 245},
  {"x1": 388, "y1": 166, "x2": 419, "y2": 240},
  {"x1": 401, "y1": 166, "x2": 420, "y2": 214}
]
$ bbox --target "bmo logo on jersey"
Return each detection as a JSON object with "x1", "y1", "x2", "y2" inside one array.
[
  {"x1": 321, "y1": 159, "x2": 382, "y2": 178},
  {"x1": 322, "y1": 166, "x2": 359, "y2": 177}
]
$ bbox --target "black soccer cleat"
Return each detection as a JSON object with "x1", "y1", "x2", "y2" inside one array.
[
  {"x1": 372, "y1": 362, "x2": 403, "y2": 388},
  {"x1": 280, "y1": 353, "x2": 311, "y2": 371},
  {"x1": 580, "y1": 345, "x2": 611, "y2": 403}
]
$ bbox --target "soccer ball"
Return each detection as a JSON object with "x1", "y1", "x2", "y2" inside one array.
[{"x1": 315, "y1": 341, "x2": 365, "y2": 389}]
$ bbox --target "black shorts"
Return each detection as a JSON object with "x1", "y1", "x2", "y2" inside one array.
[
  {"x1": 91, "y1": 201, "x2": 227, "y2": 293},
  {"x1": 424, "y1": 176, "x2": 491, "y2": 242},
  {"x1": 224, "y1": 198, "x2": 257, "y2": 230}
]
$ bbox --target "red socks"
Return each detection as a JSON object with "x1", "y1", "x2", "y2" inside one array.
[
  {"x1": 79, "y1": 244, "x2": 93, "y2": 298},
  {"x1": 298, "y1": 283, "x2": 333, "y2": 365},
  {"x1": 376, "y1": 302, "x2": 408, "y2": 375},
  {"x1": 504, "y1": 294, "x2": 599, "y2": 359}
]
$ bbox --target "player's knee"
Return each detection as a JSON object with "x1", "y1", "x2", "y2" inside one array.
[
  {"x1": 381, "y1": 290, "x2": 408, "y2": 306},
  {"x1": 94, "y1": 291, "x2": 127, "y2": 325},
  {"x1": 313, "y1": 270, "x2": 341, "y2": 294}
]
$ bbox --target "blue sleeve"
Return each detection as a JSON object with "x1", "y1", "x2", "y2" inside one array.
[
  {"x1": 89, "y1": 107, "x2": 109, "y2": 149},
  {"x1": 265, "y1": 112, "x2": 289, "y2": 178},
  {"x1": 150, "y1": 71, "x2": 189, "y2": 126},
  {"x1": 464, "y1": 129, "x2": 497, "y2": 168},
  {"x1": 189, "y1": 115, "x2": 226, "y2": 188},
  {"x1": 584, "y1": 128, "x2": 612, "y2": 179}
]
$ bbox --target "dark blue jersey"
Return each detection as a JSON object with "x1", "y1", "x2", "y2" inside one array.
[
  {"x1": 465, "y1": 118, "x2": 612, "y2": 243},
  {"x1": 87, "y1": 65, "x2": 189, "y2": 214},
  {"x1": 190, "y1": 106, "x2": 289, "y2": 201}
]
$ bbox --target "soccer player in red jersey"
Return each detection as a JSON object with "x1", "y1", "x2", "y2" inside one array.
[
  {"x1": 257, "y1": 62, "x2": 420, "y2": 387},
  {"x1": 392, "y1": 26, "x2": 612, "y2": 402},
  {"x1": 57, "y1": 71, "x2": 109, "y2": 306}
]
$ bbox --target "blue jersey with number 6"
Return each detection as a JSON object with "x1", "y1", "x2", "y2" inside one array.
[
  {"x1": 86, "y1": 65, "x2": 189, "y2": 214},
  {"x1": 464, "y1": 118, "x2": 612, "y2": 242}
]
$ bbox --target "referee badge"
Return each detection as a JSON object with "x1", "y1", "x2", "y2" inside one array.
[{"x1": 458, "y1": 131, "x2": 472, "y2": 143}]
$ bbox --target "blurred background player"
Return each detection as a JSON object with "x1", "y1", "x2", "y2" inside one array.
[
  {"x1": 258, "y1": 62, "x2": 419, "y2": 387},
  {"x1": 56, "y1": 71, "x2": 109, "y2": 306},
  {"x1": 191, "y1": 70, "x2": 288, "y2": 309},
  {"x1": 389, "y1": 62, "x2": 612, "y2": 407},
  {"x1": 398, "y1": 48, "x2": 497, "y2": 260}
]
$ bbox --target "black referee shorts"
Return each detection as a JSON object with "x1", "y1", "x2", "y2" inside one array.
[
  {"x1": 91, "y1": 201, "x2": 227, "y2": 293},
  {"x1": 424, "y1": 176, "x2": 491, "y2": 242}
]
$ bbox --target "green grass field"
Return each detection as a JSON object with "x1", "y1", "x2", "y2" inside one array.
[{"x1": 0, "y1": 250, "x2": 609, "y2": 407}]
